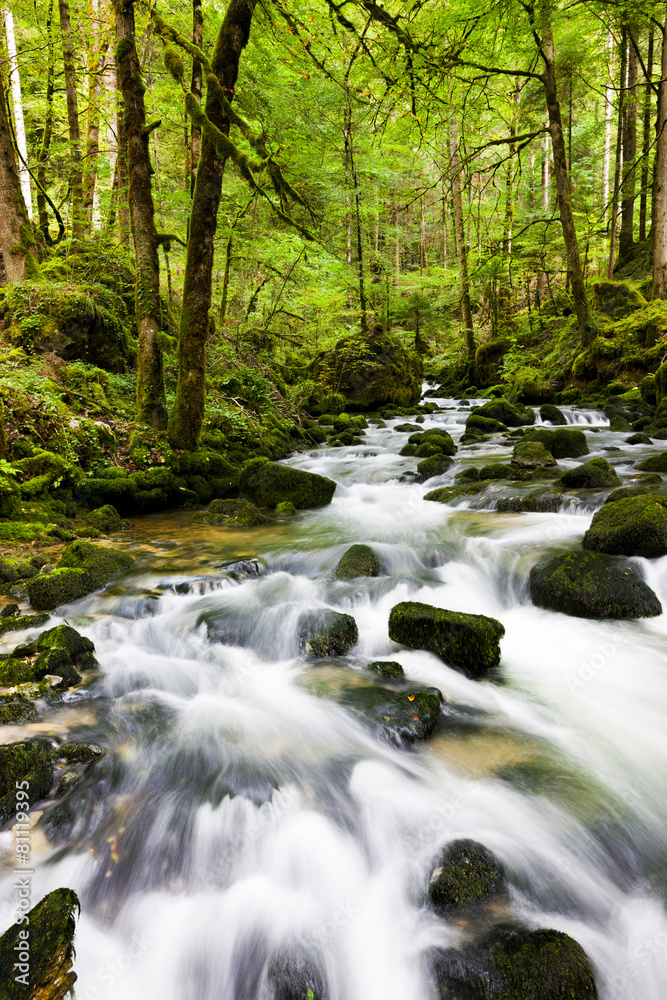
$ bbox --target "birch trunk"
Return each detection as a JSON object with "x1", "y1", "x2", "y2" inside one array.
[
  {"x1": 0, "y1": 73, "x2": 38, "y2": 282},
  {"x1": 82, "y1": 0, "x2": 109, "y2": 233},
  {"x1": 3, "y1": 8, "x2": 32, "y2": 219}
]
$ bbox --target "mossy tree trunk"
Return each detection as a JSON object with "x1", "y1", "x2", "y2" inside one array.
[
  {"x1": 82, "y1": 0, "x2": 110, "y2": 233},
  {"x1": 189, "y1": 0, "x2": 203, "y2": 196},
  {"x1": 0, "y1": 73, "x2": 39, "y2": 283},
  {"x1": 37, "y1": 0, "x2": 56, "y2": 241},
  {"x1": 639, "y1": 26, "x2": 654, "y2": 243},
  {"x1": 59, "y1": 0, "x2": 86, "y2": 240},
  {"x1": 114, "y1": 0, "x2": 167, "y2": 429},
  {"x1": 449, "y1": 128, "x2": 475, "y2": 369},
  {"x1": 653, "y1": 10, "x2": 667, "y2": 299},
  {"x1": 168, "y1": 0, "x2": 257, "y2": 450},
  {"x1": 620, "y1": 29, "x2": 638, "y2": 261}
]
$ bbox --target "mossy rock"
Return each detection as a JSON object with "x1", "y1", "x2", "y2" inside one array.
[
  {"x1": 604, "y1": 484, "x2": 658, "y2": 503},
  {"x1": 636, "y1": 451, "x2": 667, "y2": 473},
  {"x1": 194, "y1": 498, "x2": 271, "y2": 527},
  {"x1": 466, "y1": 413, "x2": 507, "y2": 434},
  {"x1": 0, "y1": 694, "x2": 39, "y2": 725},
  {"x1": 408, "y1": 429, "x2": 457, "y2": 456},
  {"x1": 582, "y1": 494, "x2": 667, "y2": 557},
  {"x1": 424, "y1": 482, "x2": 486, "y2": 505},
  {"x1": 0, "y1": 739, "x2": 54, "y2": 797},
  {"x1": 339, "y1": 683, "x2": 442, "y2": 744},
  {"x1": 430, "y1": 926, "x2": 598, "y2": 1000},
  {"x1": 388, "y1": 602, "x2": 504, "y2": 679},
  {"x1": 367, "y1": 660, "x2": 404, "y2": 679},
  {"x1": 471, "y1": 398, "x2": 535, "y2": 428},
  {"x1": 240, "y1": 459, "x2": 336, "y2": 510},
  {"x1": 591, "y1": 279, "x2": 647, "y2": 318},
  {"x1": 428, "y1": 839, "x2": 505, "y2": 911},
  {"x1": 0, "y1": 612, "x2": 50, "y2": 638},
  {"x1": 297, "y1": 609, "x2": 358, "y2": 658},
  {"x1": 529, "y1": 550, "x2": 661, "y2": 619},
  {"x1": 333, "y1": 544, "x2": 382, "y2": 579},
  {"x1": 625, "y1": 432, "x2": 653, "y2": 445},
  {"x1": 539, "y1": 404, "x2": 567, "y2": 425},
  {"x1": 0, "y1": 471, "x2": 20, "y2": 518},
  {"x1": 495, "y1": 489, "x2": 563, "y2": 513},
  {"x1": 559, "y1": 457, "x2": 620, "y2": 489},
  {"x1": 27, "y1": 541, "x2": 134, "y2": 611},
  {"x1": 512, "y1": 440, "x2": 556, "y2": 469},
  {"x1": 57, "y1": 742, "x2": 104, "y2": 764},
  {"x1": 0, "y1": 887, "x2": 80, "y2": 1000},
  {"x1": 267, "y1": 946, "x2": 329, "y2": 1000},
  {"x1": 417, "y1": 454, "x2": 454, "y2": 480},
  {"x1": 609, "y1": 415, "x2": 632, "y2": 432},
  {"x1": 550, "y1": 428, "x2": 589, "y2": 459},
  {"x1": 82, "y1": 504, "x2": 123, "y2": 534},
  {"x1": 394, "y1": 422, "x2": 422, "y2": 432},
  {"x1": 478, "y1": 463, "x2": 513, "y2": 480},
  {"x1": 0, "y1": 659, "x2": 35, "y2": 685}
]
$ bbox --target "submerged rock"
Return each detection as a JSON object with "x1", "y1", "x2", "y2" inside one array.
[
  {"x1": 267, "y1": 946, "x2": 329, "y2": 1000},
  {"x1": 339, "y1": 684, "x2": 442, "y2": 744},
  {"x1": 529, "y1": 551, "x2": 661, "y2": 619},
  {"x1": 495, "y1": 488, "x2": 563, "y2": 513},
  {"x1": 195, "y1": 498, "x2": 271, "y2": 526},
  {"x1": 559, "y1": 457, "x2": 620, "y2": 489},
  {"x1": 428, "y1": 839, "x2": 505, "y2": 911},
  {"x1": 27, "y1": 541, "x2": 134, "y2": 611},
  {"x1": 424, "y1": 482, "x2": 486, "y2": 505},
  {"x1": 240, "y1": 459, "x2": 336, "y2": 509},
  {"x1": 0, "y1": 887, "x2": 80, "y2": 1000},
  {"x1": 367, "y1": 660, "x2": 404, "y2": 679},
  {"x1": 539, "y1": 403, "x2": 567, "y2": 425},
  {"x1": 333, "y1": 544, "x2": 382, "y2": 579},
  {"x1": 0, "y1": 612, "x2": 50, "y2": 638},
  {"x1": 388, "y1": 602, "x2": 504, "y2": 678},
  {"x1": 297, "y1": 610, "x2": 358, "y2": 658},
  {"x1": 582, "y1": 494, "x2": 667, "y2": 557}
]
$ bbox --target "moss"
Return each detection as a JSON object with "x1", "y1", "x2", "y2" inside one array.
[
  {"x1": 297, "y1": 609, "x2": 358, "y2": 658},
  {"x1": 466, "y1": 413, "x2": 507, "y2": 433},
  {"x1": 334, "y1": 544, "x2": 382, "y2": 579},
  {"x1": 417, "y1": 454, "x2": 454, "y2": 479},
  {"x1": 0, "y1": 612, "x2": 50, "y2": 638},
  {"x1": 539, "y1": 403, "x2": 567, "y2": 425},
  {"x1": 0, "y1": 659, "x2": 35, "y2": 685},
  {"x1": 428, "y1": 840, "x2": 505, "y2": 911},
  {"x1": 339, "y1": 683, "x2": 442, "y2": 744},
  {"x1": 472, "y1": 398, "x2": 535, "y2": 427},
  {"x1": 582, "y1": 494, "x2": 667, "y2": 557},
  {"x1": 511, "y1": 440, "x2": 556, "y2": 469},
  {"x1": 0, "y1": 888, "x2": 79, "y2": 1000},
  {"x1": 408, "y1": 429, "x2": 457, "y2": 456},
  {"x1": 529, "y1": 550, "x2": 661, "y2": 618},
  {"x1": 367, "y1": 660, "x2": 404, "y2": 678},
  {"x1": 83, "y1": 504, "x2": 123, "y2": 534},
  {"x1": 478, "y1": 463, "x2": 512, "y2": 480},
  {"x1": 240, "y1": 459, "x2": 336, "y2": 509},
  {"x1": 495, "y1": 488, "x2": 563, "y2": 513},
  {"x1": 194, "y1": 498, "x2": 271, "y2": 526},
  {"x1": 424, "y1": 481, "x2": 487, "y2": 504},
  {"x1": 28, "y1": 542, "x2": 134, "y2": 611},
  {"x1": 388, "y1": 601, "x2": 504, "y2": 679},
  {"x1": 276, "y1": 501, "x2": 296, "y2": 515},
  {"x1": 591, "y1": 279, "x2": 647, "y2": 318},
  {"x1": 57, "y1": 742, "x2": 104, "y2": 764},
  {"x1": 0, "y1": 694, "x2": 39, "y2": 725},
  {"x1": 0, "y1": 740, "x2": 54, "y2": 798},
  {"x1": 636, "y1": 451, "x2": 667, "y2": 473},
  {"x1": 560, "y1": 457, "x2": 620, "y2": 488}
]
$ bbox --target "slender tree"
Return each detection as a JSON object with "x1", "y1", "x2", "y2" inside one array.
[
  {"x1": 59, "y1": 0, "x2": 86, "y2": 239},
  {"x1": 620, "y1": 27, "x2": 639, "y2": 260},
  {"x1": 82, "y1": 0, "x2": 110, "y2": 232},
  {"x1": 640, "y1": 25, "x2": 654, "y2": 242},
  {"x1": 653, "y1": 9, "x2": 667, "y2": 298},
  {"x1": 189, "y1": 0, "x2": 203, "y2": 195},
  {"x1": 3, "y1": 7, "x2": 32, "y2": 217},
  {"x1": 0, "y1": 73, "x2": 39, "y2": 282},
  {"x1": 450, "y1": 127, "x2": 475, "y2": 364}
]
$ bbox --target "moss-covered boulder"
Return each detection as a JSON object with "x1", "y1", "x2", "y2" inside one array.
[
  {"x1": 82, "y1": 504, "x2": 123, "y2": 534},
  {"x1": 512, "y1": 439, "x2": 556, "y2": 469},
  {"x1": 0, "y1": 740, "x2": 55, "y2": 824},
  {"x1": 550, "y1": 428, "x2": 589, "y2": 459},
  {"x1": 333, "y1": 544, "x2": 382, "y2": 579},
  {"x1": 592, "y1": 279, "x2": 647, "y2": 318},
  {"x1": 529, "y1": 550, "x2": 661, "y2": 619},
  {"x1": 582, "y1": 494, "x2": 667, "y2": 557},
  {"x1": 471, "y1": 398, "x2": 535, "y2": 427},
  {"x1": 428, "y1": 840, "x2": 505, "y2": 911},
  {"x1": 339, "y1": 683, "x2": 442, "y2": 745},
  {"x1": 240, "y1": 459, "x2": 336, "y2": 510},
  {"x1": 367, "y1": 660, "x2": 404, "y2": 679},
  {"x1": 25, "y1": 625, "x2": 97, "y2": 689},
  {"x1": 636, "y1": 451, "x2": 667, "y2": 473},
  {"x1": 495, "y1": 489, "x2": 563, "y2": 513},
  {"x1": 57, "y1": 742, "x2": 104, "y2": 764},
  {"x1": 27, "y1": 541, "x2": 134, "y2": 611},
  {"x1": 388, "y1": 602, "x2": 504, "y2": 679},
  {"x1": 407, "y1": 429, "x2": 457, "y2": 456},
  {"x1": 539, "y1": 404, "x2": 567, "y2": 425},
  {"x1": 478, "y1": 463, "x2": 513, "y2": 480},
  {"x1": 195, "y1": 498, "x2": 270, "y2": 527},
  {"x1": 424, "y1": 481, "x2": 486, "y2": 505},
  {"x1": 0, "y1": 694, "x2": 39, "y2": 725},
  {"x1": 267, "y1": 946, "x2": 329, "y2": 1000},
  {"x1": 297, "y1": 609, "x2": 358, "y2": 658},
  {"x1": 466, "y1": 413, "x2": 507, "y2": 434},
  {"x1": 430, "y1": 927, "x2": 598, "y2": 1000},
  {"x1": 416, "y1": 454, "x2": 454, "y2": 479},
  {"x1": 604, "y1": 484, "x2": 658, "y2": 504},
  {"x1": 0, "y1": 611, "x2": 50, "y2": 638},
  {"x1": 0, "y1": 468, "x2": 20, "y2": 518},
  {"x1": 0, "y1": 887, "x2": 80, "y2": 1000},
  {"x1": 560, "y1": 457, "x2": 620, "y2": 489}
]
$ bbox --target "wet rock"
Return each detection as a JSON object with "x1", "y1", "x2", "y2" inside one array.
[
  {"x1": 276, "y1": 501, "x2": 296, "y2": 515},
  {"x1": 424, "y1": 482, "x2": 486, "y2": 505},
  {"x1": 0, "y1": 659, "x2": 35, "y2": 686},
  {"x1": 512, "y1": 439, "x2": 556, "y2": 469},
  {"x1": 625, "y1": 432, "x2": 652, "y2": 445},
  {"x1": 551, "y1": 428, "x2": 589, "y2": 459},
  {"x1": 408, "y1": 429, "x2": 457, "y2": 457},
  {"x1": 82, "y1": 503, "x2": 123, "y2": 534},
  {"x1": 388, "y1": 602, "x2": 504, "y2": 678},
  {"x1": 195, "y1": 498, "x2": 271, "y2": 526},
  {"x1": 455, "y1": 467, "x2": 480, "y2": 482},
  {"x1": 57, "y1": 770, "x2": 80, "y2": 796},
  {"x1": 636, "y1": 451, "x2": 667, "y2": 473},
  {"x1": 297, "y1": 610, "x2": 359, "y2": 658},
  {"x1": 367, "y1": 660, "x2": 404, "y2": 679},
  {"x1": 466, "y1": 414, "x2": 507, "y2": 434},
  {"x1": 27, "y1": 541, "x2": 134, "y2": 611},
  {"x1": 479, "y1": 463, "x2": 513, "y2": 480},
  {"x1": 267, "y1": 946, "x2": 329, "y2": 1000},
  {"x1": 539, "y1": 404, "x2": 567, "y2": 425},
  {"x1": 0, "y1": 694, "x2": 39, "y2": 725},
  {"x1": 0, "y1": 887, "x2": 80, "y2": 1000},
  {"x1": 394, "y1": 422, "x2": 422, "y2": 432},
  {"x1": 0, "y1": 613, "x2": 50, "y2": 638},
  {"x1": 609, "y1": 415, "x2": 632, "y2": 432},
  {"x1": 471, "y1": 398, "x2": 535, "y2": 427},
  {"x1": 495, "y1": 488, "x2": 563, "y2": 513},
  {"x1": 0, "y1": 740, "x2": 55, "y2": 824},
  {"x1": 334, "y1": 544, "x2": 382, "y2": 579},
  {"x1": 559, "y1": 457, "x2": 620, "y2": 489},
  {"x1": 240, "y1": 459, "x2": 336, "y2": 510},
  {"x1": 339, "y1": 684, "x2": 442, "y2": 744},
  {"x1": 428, "y1": 839, "x2": 505, "y2": 911},
  {"x1": 604, "y1": 484, "x2": 658, "y2": 504},
  {"x1": 417, "y1": 454, "x2": 454, "y2": 479},
  {"x1": 0, "y1": 603, "x2": 19, "y2": 618},
  {"x1": 429, "y1": 926, "x2": 598, "y2": 1000},
  {"x1": 582, "y1": 494, "x2": 667, "y2": 557},
  {"x1": 57, "y1": 743, "x2": 105, "y2": 764},
  {"x1": 217, "y1": 558, "x2": 266, "y2": 581},
  {"x1": 529, "y1": 551, "x2": 661, "y2": 619}
]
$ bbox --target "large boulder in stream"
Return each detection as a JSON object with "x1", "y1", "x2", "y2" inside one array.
[
  {"x1": 388, "y1": 602, "x2": 504, "y2": 678},
  {"x1": 636, "y1": 451, "x2": 667, "y2": 473},
  {"x1": 529, "y1": 551, "x2": 661, "y2": 619},
  {"x1": 297, "y1": 609, "x2": 358, "y2": 658},
  {"x1": 471, "y1": 398, "x2": 535, "y2": 427},
  {"x1": 512, "y1": 439, "x2": 556, "y2": 470},
  {"x1": 195, "y1": 497, "x2": 271, "y2": 526},
  {"x1": 27, "y1": 541, "x2": 134, "y2": 611},
  {"x1": 428, "y1": 839, "x2": 505, "y2": 912},
  {"x1": 524, "y1": 427, "x2": 589, "y2": 459},
  {"x1": 429, "y1": 926, "x2": 598, "y2": 1000},
  {"x1": 240, "y1": 458, "x2": 336, "y2": 510},
  {"x1": 0, "y1": 888, "x2": 80, "y2": 1000},
  {"x1": 582, "y1": 494, "x2": 667, "y2": 557},
  {"x1": 334, "y1": 544, "x2": 382, "y2": 579},
  {"x1": 559, "y1": 457, "x2": 619, "y2": 489},
  {"x1": 339, "y1": 684, "x2": 442, "y2": 744},
  {"x1": 539, "y1": 404, "x2": 567, "y2": 425}
]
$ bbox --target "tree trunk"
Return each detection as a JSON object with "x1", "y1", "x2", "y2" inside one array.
[
  {"x1": 0, "y1": 73, "x2": 38, "y2": 282},
  {"x1": 59, "y1": 0, "x2": 86, "y2": 240},
  {"x1": 620, "y1": 28, "x2": 639, "y2": 260},
  {"x1": 538, "y1": 4, "x2": 593, "y2": 345},
  {"x1": 189, "y1": 0, "x2": 203, "y2": 195},
  {"x1": 37, "y1": 0, "x2": 56, "y2": 240},
  {"x1": 602, "y1": 32, "x2": 613, "y2": 224},
  {"x1": 3, "y1": 8, "x2": 32, "y2": 219},
  {"x1": 542, "y1": 127, "x2": 550, "y2": 210},
  {"x1": 168, "y1": 0, "x2": 258, "y2": 449},
  {"x1": 449, "y1": 129, "x2": 475, "y2": 364},
  {"x1": 653, "y1": 9, "x2": 667, "y2": 298},
  {"x1": 608, "y1": 26, "x2": 627, "y2": 277},
  {"x1": 640, "y1": 26, "x2": 654, "y2": 242},
  {"x1": 82, "y1": 0, "x2": 109, "y2": 233},
  {"x1": 114, "y1": 0, "x2": 167, "y2": 428}
]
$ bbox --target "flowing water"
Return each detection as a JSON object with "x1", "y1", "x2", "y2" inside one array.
[{"x1": 1, "y1": 391, "x2": 667, "y2": 999}]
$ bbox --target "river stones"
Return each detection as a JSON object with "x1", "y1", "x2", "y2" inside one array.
[
  {"x1": 367, "y1": 660, "x2": 404, "y2": 678},
  {"x1": 195, "y1": 497, "x2": 271, "y2": 526},
  {"x1": 0, "y1": 887, "x2": 80, "y2": 1000},
  {"x1": 582, "y1": 494, "x2": 667, "y2": 557},
  {"x1": 417, "y1": 454, "x2": 454, "y2": 480},
  {"x1": 333, "y1": 544, "x2": 382, "y2": 579},
  {"x1": 424, "y1": 482, "x2": 486, "y2": 505},
  {"x1": 401, "y1": 429, "x2": 457, "y2": 459},
  {"x1": 495, "y1": 488, "x2": 563, "y2": 513},
  {"x1": 539, "y1": 403, "x2": 567, "y2": 425},
  {"x1": 0, "y1": 740, "x2": 55, "y2": 824},
  {"x1": 27, "y1": 540, "x2": 135, "y2": 611},
  {"x1": 428, "y1": 839, "x2": 505, "y2": 911},
  {"x1": 297, "y1": 609, "x2": 358, "y2": 658},
  {"x1": 240, "y1": 458, "x2": 336, "y2": 509},
  {"x1": 339, "y1": 684, "x2": 442, "y2": 744},
  {"x1": 267, "y1": 946, "x2": 330, "y2": 1000},
  {"x1": 626, "y1": 432, "x2": 653, "y2": 445},
  {"x1": 603, "y1": 484, "x2": 658, "y2": 504},
  {"x1": 636, "y1": 451, "x2": 667, "y2": 473},
  {"x1": 0, "y1": 610, "x2": 50, "y2": 637},
  {"x1": 466, "y1": 414, "x2": 507, "y2": 434},
  {"x1": 559, "y1": 457, "x2": 619, "y2": 489},
  {"x1": 512, "y1": 439, "x2": 556, "y2": 469},
  {"x1": 524, "y1": 427, "x2": 589, "y2": 459},
  {"x1": 471, "y1": 398, "x2": 535, "y2": 427},
  {"x1": 428, "y1": 927, "x2": 598, "y2": 1000},
  {"x1": 529, "y1": 551, "x2": 662, "y2": 619},
  {"x1": 388, "y1": 602, "x2": 504, "y2": 678},
  {"x1": 0, "y1": 694, "x2": 39, "y2": 725},
  {"x1": 1, "y1": 625, "x2": 97, "y2": 690},
  {"x1": 478, "y1": 463, "x2": 513, "y2": 480}
]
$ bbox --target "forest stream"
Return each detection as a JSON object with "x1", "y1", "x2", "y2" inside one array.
[{"x1": 1, "y1": 387, "x2": 666, "y2": 1000}]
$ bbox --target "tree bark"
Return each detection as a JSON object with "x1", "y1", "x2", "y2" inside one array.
[
  {"x1": 620, "y1": 28, "x2": 639, "y2": 260},
  {"x1": 59, "y1": 0, "x2": 86, "y2": 240},
  {"x1": 82, "y1": 0, "x2": 109, "y2": 233},
  {"x1": 449, "y1": 128, "x2": 475, "y2": 364},
  {"x1": 114, "y1": 0, "x2": 167, "y2": 428},
  {"x1": 602, "y1": 32, "x2": 613, "y2": 225},
  {"x1": 608, "y1": 26, "x2": 626, "y2": 277},
  {"x1": 640, "y1": 26, "x2": 654, "y2": 242},
  {"x1": 0, "y1": 73, "x2": 38, "y2": 282},
  {"x1": 189, "y1": 0, "x2": 203, "y2": 195},
  {"x1": 3, "y1": 8, "x2": 32, "y2": 219},
  {"x1": 168, "y1": 0, "x2": 258, "y2": 449},
  {"x1": 653, "y1": 9, "x2": 667, "y2": 298},
  {"x1": 37, "y1": 0, "x2": 56, "y2": 240},
  {"x1": 537, "y1": 4, "x2": 593, "y2": 345}
]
